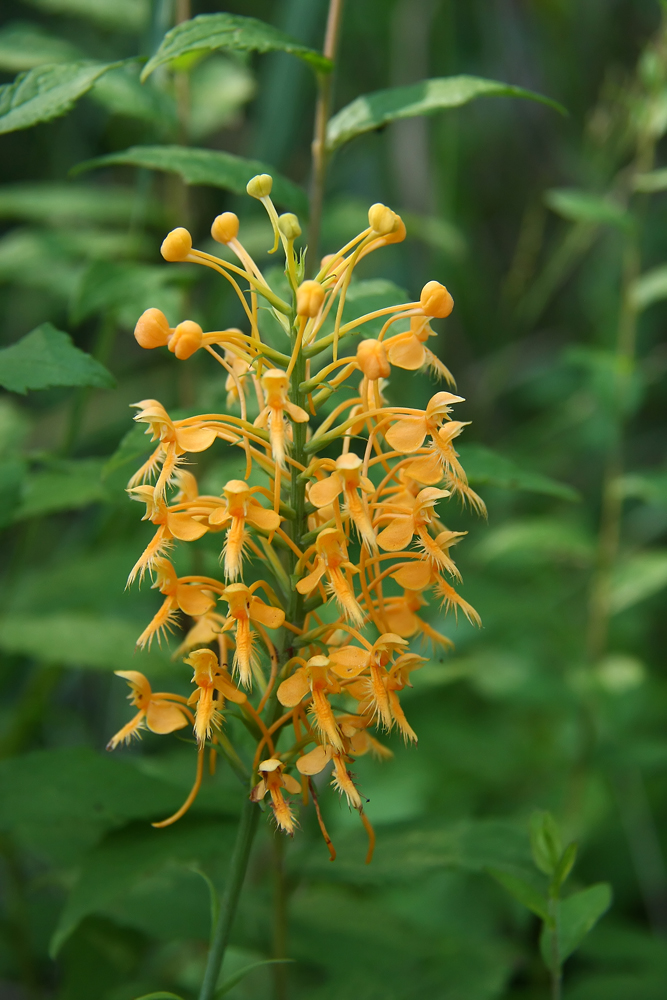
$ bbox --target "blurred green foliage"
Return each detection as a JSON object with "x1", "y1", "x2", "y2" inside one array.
[{"x1": 0, "y1": 1, "x2": 666, "y2": 999}]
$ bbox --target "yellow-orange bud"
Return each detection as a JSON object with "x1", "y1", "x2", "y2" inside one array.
[
  {"x1": 420, "y1": 281, "x2": 454, "y2": 318},
  {"x1": 246, "y1": 173, "x2": 273, "y2": 199},
  {"x1": 368, "y1": 202, "x2": 398, "y2": 236},
  {"x1": 134, "y1": 308, "x2": 170, "y2": 349},
  {"x1": 211, "y1": 212, "x2": 239, "y2": 244},
  {"x1": 278, "y1": 213, "x2": 301, "y2": 240},
  {"x1": 168, "y1": 320, "x2": 203, "y2": 360},
  {"x1": 161, "y1": 227, "x2": 192, "y2": 262},
  {"x1": 356, "y1": 338, "x2": 391, "y2": 380},
  {"x1": 296, "y1": 280, "x2": 324, "y2": 317},
  {"x1": 383, "y1": 216, "x2": 406, "y2": 245}
]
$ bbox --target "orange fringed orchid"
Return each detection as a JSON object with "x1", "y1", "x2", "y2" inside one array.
[{"x1": 108, "y1": 177, "x2": 483, "y2": 863}]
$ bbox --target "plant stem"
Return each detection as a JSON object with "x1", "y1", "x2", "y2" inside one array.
[
  {"x1": 307, "y1": 0, "x2": 345, "y2": 274},
  {"x1": 198, "y1": 795, "x2": 260, "y2": 1000},
  {"x1": 271, "y1": 832, "x2": 288, "y2": 1000}
]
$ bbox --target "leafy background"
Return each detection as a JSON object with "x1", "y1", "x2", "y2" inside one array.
[{"x1": 0, "y1": 1, "x2": 666, "y2": 998}]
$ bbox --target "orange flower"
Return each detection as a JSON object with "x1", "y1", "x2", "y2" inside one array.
[
  {"x1": 209, "y1": 479, "x2": 281, "y2": 580},
  {"x1": 376, "y1": 486, "x2": 451, "y2": 568},
  {"x1": 309, "y1": 454, "x2": 376, "y2": 549},
  {"x1": 129, "y1": 399, "x2": 220, "y2": 500},
  {"x1": 185, "y1": 648, "x2": 246, "y2": 744},
  {"x1": 220, "y1": 583, "x2": 285, "y2": 687},
  {"x1": 250, "y1": 758, "x2": 301, "y2": 835},
  {"x1": 136, "y1": 559, "x2": 217, "y2": 648},
  {"x1": 385, "y1": 316, "x2": 455, "y2": 385},
  {"x1": 296, "y1": 528, "x2": 364, "y2": 624},
  {"x1": 254, "y1": 368, "x2": 309, "y2": 466},
  {"x1": 107, "y1": 671, "x2": 189, "y2": 749},
  {"x1": 127, "y1": 485, "x2": 209, "y2": 584}
]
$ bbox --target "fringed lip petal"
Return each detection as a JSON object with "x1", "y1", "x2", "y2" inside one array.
[
  {"x1": 145, "y1": 700, "x2": 189, "y2": 734},
  {"x1": 385, "y1": 418, "x2": 427, "y2": 453}
]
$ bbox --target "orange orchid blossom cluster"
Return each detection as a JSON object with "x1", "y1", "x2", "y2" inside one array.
[{"x1": 108, "y1": 174, "x2": 483, "y2": 861}]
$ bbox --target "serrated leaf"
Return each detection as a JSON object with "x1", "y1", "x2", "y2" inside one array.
[
  {"x1": 326, "y1": 75, "x2": 565, "y2": 152},
  {"x1": 0, "y1": 22, "x2": 82, "y2": 72},
  {"x1": 0, "y1": 612, "x2": 175, "y2": 673},
  {"x1": 630, "y1": 264, "x2": 667, "y2": 311},
  {"x1": 0, "y1": 323, "x2": 115, "y2": 394},
  {"x1": 610, "y1": 551, "x2": 667, "y2": 613},
  {"x1": 634, "y1": 168, "x2": 667, "y2": 193},
  {"x1": 72, "y1": 260, "x2": 186, "y2": 328},
  {"x1": 488, "y1": 868, "x2": 549, "y2": 919},
  {"x1": 0, "y1": 60, "x2": 124, "y2": 135},
  {"x1": 13, "y1": 458, "x2": 107, "y2": 520},
  {"x1": 23, "y1": 0, "x2": 149, "y2": 32},
  {"x1": 545, "y1": 188, "x2": 629, "y2": 228},
  {"x1": 141, "y1": 13, "x2": 331, "y2": 82},
  {"x1": 215, "y1": 959, "x2": 295, "y2": 998},
  {"x1": 74, "y1": 145, "x2": 308, "y2": 214},
  {"x1": 51, "y1": 819, "x2": 233, "y2": 955},
  {"x1": 540, "y1": 883, "x2": 612, "y2": 969},
  {"x1": 189, "y1": 55, "x2": 256, "y2": 141},
  {"x1": 91, "y1": 63, "x2": 177, "y2": 129},
  {"x1": 0, "y1": 183, "x2": 156, "y2": 226},
  {"x1": 458, "y1": 444, "x2": 580, "y2": 501}
]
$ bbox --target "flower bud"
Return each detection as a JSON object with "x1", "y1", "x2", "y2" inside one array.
[
  {"x1": 278, "y1": 213, "x2": 301, "y2": 240},
  {"x1": 161, "y1": 227, "x2": 192, "y2": 262},
  {"x1": 368, "y1": 202, "x2": 398, "y2": 236},
  {"x1": 168, "y1": 320, "x2": 203, "y2": 360},
  {"x1": 211, "y1": 212, "x2": 239, "y2": 244},
  {"x1": 420, "y1": 280, "x2": 454, "y2": 318},
  {"x1": 383, "y1": 216, "x2": 406, "y2": 245},
  {"x1": 356, "y1": 338, "x2": 391, "y2": 380},
  {"x1": 246, "y1": 173, "x2": 273, "y2": 199},
  {"x1": 134, "y1": 308, "x2": 170, "y2": 349},
  {"x1": 296, "y1": 280, "x2": 324, "y2": 317}
]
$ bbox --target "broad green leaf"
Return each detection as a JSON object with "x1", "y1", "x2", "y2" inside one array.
[
  {"x1": 326, "y1": 76, "x2": 566, "y2": 152},
  {"x1": 0, "y1": 323, "x2": 115, "y2": 394},
  {"x1": 0, "y1": 22, "x2": 82, "y2": 72},
  {"x1": 545, "y1": 188, "x2": 629, "y2": 228},
  {"x1": 458, "y1": 444, "x2": 580, "y2": 501},
  {"x1": 342, "y1": 279, "x2": 409, "y2": 337},
  {"x1": 0, "y1": 456, "x2": 27, "y2": 527},
  {"x1": 610, "y1": 551, "x2": 667, "y2": 613},
  {"x1": 617, "y1": 471, "x2": 667, "y2": 507},
  {"x1": 189, "y1": 55, "x2": 256, "y2": 141},
  {"x1": 634, "y1": 168, "x2": 667, "y2": 193},
  {"x1": 0, "y1": 183, "x2": 156, "y2": 226},
  {"x1": 0, "y1": 612, "x2": 175, "y2": 673},
  {"x1": 102, "y1": 423, "x2": 153, "y2": 482},
  {"x1": 23, "y1": 0, "x2": 149, "y2": 32},
  {"x1": 13, "y1": 458, "x2": 107, "y2": 520},
  {"x1": 74, "y1": 145, "x2": 308, "y2": 215},
  {"x1": 91, "y1": 64, "x2": 177, "y2": 129},
  {"x1": 0, "y1": 61, "x2": 124, "y2": 135},
  {"x1": 488, "y1": 868, "x2": 549, "y2": 920},
  {"x1": 215, "y1": 959, "x2": 295, "y2": 998},
  {"x1": 141, "y1": 13, "x2": 332, "y2": 82},
  {"x1": 551, "y1": 841, "x2": 578, "y2": 893},
  {"x1": 540, "y1": 883, "x2": 612, "y2": 969},
  {"x1": 72, "y1": 260, "x2": 187, "y2": 328},
  {"x1": 0, "y1": 748, "x2": 194, "y2": 865},
  {"x1": 630, "y1": 264, "x2": 667, "y2": 310},
  {"x1": 51, "y1": 819, "x2": 234, "y2": 955},
  {"x1": 474, "y1": 518, "x2": 594, "y2": 566},
  {"x1": 530, "y1": 810, "x2": 562, "y2": 876}
]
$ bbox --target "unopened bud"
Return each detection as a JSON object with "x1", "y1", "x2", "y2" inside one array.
[
  {"x1": 161, "y1": 227, "x2": 192, "y2": 262},
  {"x1": 296, "y1": 280, "x2": 324, "y2": 317},
  {"x1": 246, "y1": 173, "x2": 273, "y2": 199},
  {"x1": 383, "y1": 215, "x2": 406, "y2": 245},
  {"x1": 368, "y1": 202, "x2": 398, "y2": 236},
  {"x1": 356, "y1": 338, "x2": 391, "y2": 380},
  {"x1": 420, "y1": 280, "x2": 454, "y2": 318},
  {"x1": 168, "y1": 320, "x2": 203, "y2": 360},
  {"x1": 134, "y1": 308, "x2": 170, "y2": 349},
  {"x1": 211, "y1": 212, "x2": 239, "y2": 244},
  {"x1": 278, "y1": 213, "x2": 301, "y2": 240}
]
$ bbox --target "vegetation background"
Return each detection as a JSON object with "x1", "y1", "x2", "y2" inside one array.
[{"x1": 0, "y1": 0, "x2": 666, "y2": 998}]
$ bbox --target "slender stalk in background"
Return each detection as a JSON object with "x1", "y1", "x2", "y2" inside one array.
[{"x1": 307, "y1": 0, "x2": 345, "y2": 273}]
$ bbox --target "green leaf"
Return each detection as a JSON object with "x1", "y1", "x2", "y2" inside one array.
[
  {"x1": 0, "y1": 61, "x2": 124, "y2": 135},
  {"x1": 0, "y1": 456, "x2": 27, "y2": 527},
  {"x1": 474, "y1": 519, "x2": 594, "y2": 567},
  {"x1": 630, "y1": 264, "x2": 667, "y2": 311},
  {"x1": 141, "y1": 13, "x2": 331, "y2": 82},
  {"x1": 13, "y1": 458, "x2": 107, "y2": 520},
  {"x1": 72, "y1": 260, "x2": 187, "y2": 328},
  {"x1": 634, "y1": 168, "x2": 667, "y2": 193},
  {"x1": 0, "y1": 747, "x2": 195, "y2": 865},
  {"x1": 610, "y1": 551, "x2": 667, "y2": 613},
  {"x1": 134, "y1": 994, "x2": 184, "y2": 1000},
  {"x1": 0, "y1": 183, "x2": 156, "y2": 226},
  {"x1": 617, "y1": 471, "x2": 667, "y2": 507},
  {"x1": 102, "y1": 423, "x2": 153, "y2": 482},
  {"x1": 326, "y1": 76, "x2": 566, "y2": 152},
  {"x1": 551, "y1": 841, "x2": 578, "y2": 893},
  {"x1": 74, "y1": 145, "x2": 308, "y2": 215},
  {"x1": 0, "y1": 22, "x2": 82, "y2": 72},
  {"x1": 91, "y1": 64, "x2": 177, "y2": 129},
  {"x1": 488, "y1": 868, "x2": 549, "y2": 919},
  {"x1": 215, "y1": 959, "x2": 295, "y2": 998},
  {"x1": 545, "y1": 188, "x2": 629, "y2": 228},
  {"x1": 457, "y1": 444, "x2": 580, "y2": 501},
  {"x1": 189, "y1": 55, "x2": 256, "y2": 141},
  {"x1": 0, "y1": 323, "x2": 115, "y2": 394},
  {"x1": 0, "y1": 612, "x2": 175, "y2": 673},
  {"x1": 530, "y1": 811, "x2": 562, "y2": 876},
  {"x1": 23, "y1": 0, "x2": 149, "y2": 33},
  {"x1": 51, "y1": 819, "x2": 234, "y2": 955},
  {"x1": 540, "y1": 883, "x2": 612, "y2": 969}
]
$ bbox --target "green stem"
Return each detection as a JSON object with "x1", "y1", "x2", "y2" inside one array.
[{"x1": 198, "y1": 796, "x2": 260, "y2": 1000}]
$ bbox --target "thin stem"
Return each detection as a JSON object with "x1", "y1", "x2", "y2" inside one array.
[
  {"x1": 198, "y1": 795, "x2": 260, "y2": 1000},
  {"x1": 307, "y1": 0, "x2": 345, "y2": 274},
  {"x1": 271, "y1": 832, "x2": 289, "y2": 1000}
]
